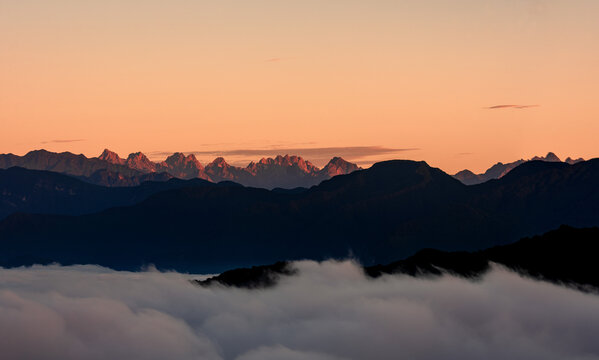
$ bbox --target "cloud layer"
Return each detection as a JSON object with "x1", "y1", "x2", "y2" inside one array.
[
  {"x1": 1, "y1": 261, "x2": 598, "y2": 360},
  {"x1": 151, "y1": 146, "x2": 415, "y2": 159}
]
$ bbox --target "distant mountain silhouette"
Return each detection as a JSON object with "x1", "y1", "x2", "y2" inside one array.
[
  {"x1": 0, "y1": 159, "x2": 598, "y2": 273},
  {"x1": 0, "y1": 149, "x2": 141, "y2": 178},
  {"x1": 321, "y1": 156, "x2": 361, "y2": 177},
  {"x1": 78, "y1": 169, "x2": 174, "y2": 187},
  {"x1": 98, "y1": 149, "x2": 126, "y2": 165},
  {"x1": 1, "y1": 149, "x2": 360, "y2": 188},
  {"x1": 565, "y1": 156, "x2": 585, "y2": 164},
  {"x1": 453, "y1": 152, "x2": 585, "y2": 185},
  {"x1": 0, "y1": 149, "x2": 174, "y2": 187},
  {"x1": 161, "y1": 152, "x2": 210, "y2": 180},
  {"x1": 197, "y1": 226, "x2": 599, "y2": 291},
  {"x1": 0, "y1": 167, "x2": 213, "y2": 220},
  {"x1": 98, "y1": 150, "x2": 362, "y2": 188},
  {"x1": 185, "y1": 153, "x2": 359, "y2": 189},
  {"x1": 205, "y1": 157, "x2": 250, "y2": 183}
]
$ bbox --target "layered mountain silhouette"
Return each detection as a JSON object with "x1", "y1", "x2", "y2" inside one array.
[
  {"x1": 76, "y1": 169, "x2": 173, "y2": 187},
  {"x1": 0, "y1": 158, "x2": 597, "y2": 273},
  {"x1": 197, "y1": 226, "x2": 599, "y2": 291},
  {"x1": 453, "y1": 152, "x2": 585, "y2": 185},
  {"x1": 1, "y1": 149, "x2": 360, "y2": 188},
  {"x1": 0, "y1": 167, "x2": 214, "y2": 220}
]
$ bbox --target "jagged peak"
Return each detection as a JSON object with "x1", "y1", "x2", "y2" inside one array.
[
  {"x1": 124, "y1": 152, "x2": 156, "y2": 173},
  {"x1": 326, "y1": 156, "x2": 351, "y2": 166},
  {"x1": 531, "y1": 152, "x2": 561, "y2": 162},
  {"x1": 165, "y1": 152, "x2": 186, "y2": 163},
  {"x1": 257, "y1": 154, "x2": 307, "y2": 165},
  {"x1": 322, "y1": 157, "x2": 360, "y2": 176},
  {"x1": 208, "y1": 157, "x2": 229, "y2": 167},
  {"x1": 186, "y1": 154, "x2": 199, "y2": 161},
  {"x1": 163, "y1": 152, "x2": 202, "y2": 165},
  {"x1": 100, "y1": 148, "x2": 118, "y2": 157},
  {"x1": 545, "y1": 152, "x2": 561, "y2": 162},
  {"x1": 258, "y1": 157, "x2": 271, "y2": 165},
  {"x1": 127, "y1": 151, "x2": 150, "y2": 160},
  {"x1": 98, "y1": 149, "x2": 123, "y2": 163}
]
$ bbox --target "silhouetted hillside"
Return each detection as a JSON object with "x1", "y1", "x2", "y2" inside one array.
[
  {"x1": 0, "y1": 167, "x2": 213, "y2": 219},
  {"x1": 197, "y1": 261, "x2": 297, "y2": 288},
  {"x1": 366, "y1": 225, "x2": 599, "y2": 291},
  {"x1": 198, "y1": 226, "x2": 599, "y2": 291},
  {"x1": 79, "y1": 169, "x2": 174, "y2": 187},
  {"x1": 0, "y1": 159, "x2": 598, "y2": 273}
]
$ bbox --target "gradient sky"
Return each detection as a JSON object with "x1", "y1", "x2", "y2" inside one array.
[{"x1": 1, "y1": 0, "x2": 598, "y2": 172}]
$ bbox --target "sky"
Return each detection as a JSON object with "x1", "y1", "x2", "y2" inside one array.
[{"x1": 1, "y1": 0, "x2": 598, "y2": 173}]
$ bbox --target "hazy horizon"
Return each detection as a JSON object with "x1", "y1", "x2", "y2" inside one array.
[{"x1": 0, "y1": 146, "x2": 589, "y2": 173}]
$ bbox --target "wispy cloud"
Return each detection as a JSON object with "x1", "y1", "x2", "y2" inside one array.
[
  {"x1": 189, "y1": 146, "x2": 415, "y2": 158},
  {"x1": 264, "y1": 56, "x2": 297, "y2": 63},
  {"x1": 41, "y1": 139, "x2": 85, "y2": 144},
  {"x1": 486, "y1": 104, "x2": 539, "y2": 110}
]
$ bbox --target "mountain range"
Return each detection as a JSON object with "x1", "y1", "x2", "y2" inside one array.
[
  {"x1": 3, "y1": 149, "x2": 585, "y2": 188},
  {"x1": 99, "y1": 149, "x2": 360, "y2": 188},
  {"x1": 1, "y1": 158, "x2": 597, "y2": 273},
  {"x1": 0, "y1": 149, "x2": 360, "y2": 189},
  {"x1": 453, "y1": 152, "x2": 585, "y2": 185}
]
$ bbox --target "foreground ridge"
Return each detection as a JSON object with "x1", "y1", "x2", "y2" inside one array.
[{"x1": 197, "y1": 226, "x2": 599, "y2": 291}]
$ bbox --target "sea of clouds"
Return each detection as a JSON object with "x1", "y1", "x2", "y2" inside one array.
[{"x1": 1, "y1": 260, "x2": 598, "y2": 360}]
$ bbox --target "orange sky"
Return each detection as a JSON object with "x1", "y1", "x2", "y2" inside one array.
[{"x1": 1, "y1": 0, "x2": 598, "y2": 173}]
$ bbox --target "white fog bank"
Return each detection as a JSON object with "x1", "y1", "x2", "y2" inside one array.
[{"x1": 1, "y1": 261, "x2": 598, "y2": 360}]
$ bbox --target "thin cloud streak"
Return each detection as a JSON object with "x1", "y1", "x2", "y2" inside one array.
[
  {"x1": 149, "y1": 146, "x2": 417, "y2": 158},
  {"x1": 264, "y1": 56, "x2": 297, "y2": 62},
  {"x1": 486, "y1": 104, "x2": 539, "y2": 109},
  {"x1": 41, "y1": 139, "x2": 86, "y2": 144}
]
